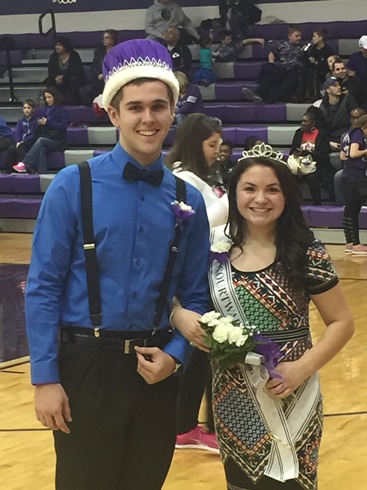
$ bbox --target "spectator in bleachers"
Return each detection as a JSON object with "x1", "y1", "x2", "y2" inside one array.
[
  {"x1": 212, "y1": 29, "x2": 264, "y2": 62},
  {"x1": 45, "y1": 36, "x2": 85, "y2": 106},
  {"x1": 347, "y1": 35, "x2": 367, "y2": 86},
  {"x1": 219, "y1": 0, "x2": 262, "y2": 41},
  {"x1": 331, "y1": 59, "x2": 367, "y2": 111},
  {"x1": 145, "y1": 0, "x2": 199, "y2": 44},
  {"x1": 214, "y1": 139, "x2": 236, "y2": 185},
  {"x1": 318, "y1": 77, "x2": 358, "y2": 151},
  {"x1": 174, "y1": 71, "x2": 205, "y2": 125},
  {"x1": 340, "y1": 113, "x2": 367, "y2": 255},
  {"x1": 12, "y1": 87, "x2": 68, "y2": 174},
  {"x1": 0, "y1": 115, "x2": 14, "y2": 166},
  {"x1": 162, "y1": 27, "x2": 192, "y2": 75},
  {"x1": 244, "y1": 134, "x2": 264, "y2": 150},
  {"x1": 192, "y1": 36, "x2": 218, "y2": 87},
  {"x1": 79, "y1": 29, "x2": 118, "y2": 106},
  {"x1": 290, "y1": 111, "x2": 335, "y2": 205},
  {"x1": 242, "y1": 25, "x2": 305, "y2": 103},
  {"x1": 5, "y1": 99, "x2": 37, "y2": 173},
  {"x1": 300, "y1": 29, "x2": 334, "y2": 102}
]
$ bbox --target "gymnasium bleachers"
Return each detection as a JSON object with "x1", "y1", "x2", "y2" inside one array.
[{"x1": 0, "y1": 19, "x2": 367, "y2": 235}]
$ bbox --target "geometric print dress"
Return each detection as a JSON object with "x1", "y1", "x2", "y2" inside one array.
[{"x1": 211, "y1": 241, "x2": 338, "y2": 490}]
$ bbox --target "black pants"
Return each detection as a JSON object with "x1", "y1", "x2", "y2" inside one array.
[
  {"x1": 176, "y1": 348, "x2": 214, "y2": 434},
  {"x1": 225, "y1": 458, "x2": 303, "y2": 490},
  {"x1": 5, "y1": 139, "x2": 36, "y2": 173},
  {"x1": 258, "y1": 65, "x2": 300, "y2": 103},
  {"x1": 342, "y1": 178, "x2": 367, "y2": 245},
  {"x1": 54, "y1": 342, "x2": 179, "y2": 490}
]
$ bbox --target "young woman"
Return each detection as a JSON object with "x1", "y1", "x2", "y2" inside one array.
[
  {"x1": 166, "y1": 113, "x2": 227, "y2": 452},
  {"x1": 13, "y1": 87, "x2": 68, "y2": 174},
  {"x1": 340, "y1": 113, "x2": 367, "y2": 254},
  {"x1": 289, "y1": 111, "x2": 335, "y2": 205},
  {"x1": 79, "y1": 29, "x2": 118, "y2": 106},
  {"x1": 166, "y1": 113, "x2": 227, "y2": 228},
  {"x1": 172, "y1": 149, "x2": 354, "y2": 489}
]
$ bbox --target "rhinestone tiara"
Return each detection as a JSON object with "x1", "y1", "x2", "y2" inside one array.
[{"x1": 239, "y1": 143, "x2": 285, "y2": 162}]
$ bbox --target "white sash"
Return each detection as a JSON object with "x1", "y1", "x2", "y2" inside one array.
[{"x1": 209, "y1": 226, "x2": 321, "y2": 482}]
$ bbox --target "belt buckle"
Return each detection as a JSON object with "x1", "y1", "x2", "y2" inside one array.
[{"x1": 124, "y1": 339, "x2": 133, "y2": 354}]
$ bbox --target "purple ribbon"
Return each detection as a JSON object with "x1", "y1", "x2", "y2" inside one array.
[
  {"x1": 172, "y1": 204, "x2": 195, "y2": 229},
  {"x1": 253, "y1": 333, "x2": 283, "y2": 380}
]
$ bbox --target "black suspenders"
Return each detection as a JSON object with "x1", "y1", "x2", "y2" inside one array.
[{"x1": 78, "y1": 161, "x2": 186, "y2": 335}]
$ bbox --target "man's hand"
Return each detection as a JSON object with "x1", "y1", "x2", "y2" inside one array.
[
  {"x1": 35, "y1": 383, "x2": 72, "y2": 434},
  {"x1": 135, "y1": 347, "x2": 175, "y2": 384}
]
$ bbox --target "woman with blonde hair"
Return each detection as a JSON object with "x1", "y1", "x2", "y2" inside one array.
[{"x1": 174, "y1": 72, "x2": 205, "y2": 125}]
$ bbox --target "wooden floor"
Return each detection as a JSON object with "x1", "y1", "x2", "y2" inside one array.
[{"x1": 0, "y1": 234, "x2": 366, "y2": 489}]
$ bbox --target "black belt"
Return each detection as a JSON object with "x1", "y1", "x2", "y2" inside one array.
[{"x1": 60, "y1": 327, "x2": 172, "y2": 354}]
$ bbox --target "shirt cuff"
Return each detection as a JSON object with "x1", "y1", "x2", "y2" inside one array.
[{"x1": 31, "y1": 359, "x2": 60, "y2": 385}]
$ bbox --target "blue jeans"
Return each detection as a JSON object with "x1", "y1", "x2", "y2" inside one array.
[{"x1": 23, "y1": 137, "x2": 65, "y2": 174}]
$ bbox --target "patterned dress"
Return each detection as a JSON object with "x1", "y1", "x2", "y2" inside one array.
[{"x1": 212, "y1": 242, "x2": 338, "y2": 490}]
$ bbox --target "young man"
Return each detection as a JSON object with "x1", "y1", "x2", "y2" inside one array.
[
  {"x1": 331, "y1": 59, "x2": 367, "y2": 111},
  {"x1": 26, "y1": 39, "x2": 210, "y2": 490},
  {"x1": 242, "y1": 25, "x2": 305, "y2": 103},
  {"x1": 319, "y1": 76, "x2": 358, "y2": 150}
]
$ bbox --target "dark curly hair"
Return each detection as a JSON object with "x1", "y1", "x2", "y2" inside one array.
[{"x1": 226, "y1": 156, "x2": 315, "y2": 288}]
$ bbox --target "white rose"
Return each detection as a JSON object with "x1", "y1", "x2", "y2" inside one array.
[
  {"x1": 218, "y1": 315, "x2": 234, "y2": 325},
  {"x1": 227, "y1": 326, "x2": 243, "y2": 345},
  {"x1": 201, "y1": 311, "x2": 221, "y2": 324},
  {"x1": 210, "y1": 240, "x2": 231, "y2": 254},
  {"x1": 235, "y1": 334, "x2": 249, "y2": 347},
  {"x1": 208, "y1": 319, "x2": 221, "y2": 327},
  {"x1": 212, "y1": 324, "x2": 231, "y2": 343}
]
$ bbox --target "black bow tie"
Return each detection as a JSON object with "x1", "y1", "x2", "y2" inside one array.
[{"x1": 122, "y1": 162, "x2": 164, "y2": 186}]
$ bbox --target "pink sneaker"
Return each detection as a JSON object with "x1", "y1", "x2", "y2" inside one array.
[
  {"x1": 12, "y1": 162, "x2": 27, "y2": 173},
  {"x1": 352, "y1": 244, "x2": 367, "y2": 255},
  {"x1": 175, "y1": 426, "x2": 219, "y2": 453}
]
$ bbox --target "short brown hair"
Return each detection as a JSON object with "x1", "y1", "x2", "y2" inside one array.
[{"x1": 110, "y1": 77, "x2": 174, "y2": 112}]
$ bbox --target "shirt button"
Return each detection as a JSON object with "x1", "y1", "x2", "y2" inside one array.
[
  {"x1": 139, "y1": 226, "x2": 144, "y2": 233},
  {"x1": 132, "y1": 292, "x2": 138, "y2": 298},
  {"x1": 141, "y1": 195, "x2": 145, "y2": 201},
  {"x1": 136, "y1": 259, "x2": 141, "y2": 266}
]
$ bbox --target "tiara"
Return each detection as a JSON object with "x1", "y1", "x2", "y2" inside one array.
[{"x1": 239, "y1": 143, "x2": 285, "y2": 162}]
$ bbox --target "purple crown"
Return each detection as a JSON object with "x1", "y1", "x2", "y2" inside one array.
[{"x1": 103, "y1": 39, "x2": 174, "y2": 83}]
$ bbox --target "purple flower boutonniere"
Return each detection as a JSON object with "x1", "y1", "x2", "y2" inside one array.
[
  {"x1": 171, "y1": 200, "x2": 195, "y2": 229},
  {"x1": 210, "y1": 240, "x2": 231, "y2": 263}
]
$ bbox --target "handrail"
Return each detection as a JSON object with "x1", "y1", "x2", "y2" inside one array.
[
  {"x1": 0, "y1": 36, "x2": 16, "y2": 102},
  {"x1": 38, "y1": 9, "x2": 57, "y2": 44}
]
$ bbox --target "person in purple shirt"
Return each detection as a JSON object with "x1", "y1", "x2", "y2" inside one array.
[
  {"x1": 13, "y1": 87, "x2": 68, "y2": 174},
  {"x1": 0, "y1": 114, "x2": 14, "y2": 164},
  {"x1": 347, "y1": 35, "x2": 367, "y2": 86},
  {"x1": 25, "y1": 39, "x2": 209, "y2": 490},
  {"x1": 174, "y1": 71, "x2": 205, "y2": 125},
  {"x1": 340, "y1": 113, "x2": 367, "y2": 255},
  {"x1": 5, "y1": 99, "x2": 38, "y2": 173}
]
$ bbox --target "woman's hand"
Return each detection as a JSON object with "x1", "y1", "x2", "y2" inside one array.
[
  {"x1": 265, "y1": 360, "x2": 308, "y2": 399},
  {"x1": 172, "y1": 308, "x2": 209, "y2": 352}
]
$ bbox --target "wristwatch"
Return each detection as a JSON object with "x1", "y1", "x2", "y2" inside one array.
[{"x1": 170, "y1": 356, "x2": 183, "y2": 375}]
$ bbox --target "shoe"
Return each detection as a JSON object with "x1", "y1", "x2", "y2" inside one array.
[
  {"x1": 242, "y1": 87, "x2": 263, "y2": 103},
  {"x1": 352, "y1": 244, "x2": 367, "y2": 255},
  {"x1": 345, "y1": 243, "x2": 353, "y2": 254},
  {"x1": 175, "y1": 425, "x2": 219, "y2": 453},
  {"x1": 12, "y1": 162, "x2": 27, "y2": 173}
]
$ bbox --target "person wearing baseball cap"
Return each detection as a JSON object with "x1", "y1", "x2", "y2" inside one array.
[
  {"x1": 319, "y1": 76, "x2": 358, "y2": 150},
  {"x1": 25, "y1": 39, "x2": 210, "y2": 490},
  {"x1": 346, "y1": 35, "x2": 367, "y2": 85}
]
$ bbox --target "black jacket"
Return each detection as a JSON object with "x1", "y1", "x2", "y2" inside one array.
[
  {"x1": 165, "y1": 41, "x2": 192, "y2": 75},
  {"x1": 319, "y1": 93, "x2": 358, "y2": 140}
]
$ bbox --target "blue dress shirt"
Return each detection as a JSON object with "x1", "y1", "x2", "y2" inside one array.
[{"x1": 26, "y1": 143, "x2": 210, "y2": 384}]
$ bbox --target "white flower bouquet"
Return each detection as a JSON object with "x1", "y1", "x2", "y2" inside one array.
[{"x1": 200, "y1": 311, "x2": 281, "y2": 372}]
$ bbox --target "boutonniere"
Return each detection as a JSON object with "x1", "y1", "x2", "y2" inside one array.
[
  {"x1": 171, "y1": 200, "x2": 195, "y2": 229},
  {"x1": 210, "y1": 240, "x2": 231, "y2": 262}
]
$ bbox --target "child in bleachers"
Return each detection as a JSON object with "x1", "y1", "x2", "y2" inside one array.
[
  {"x1": 212, "y1": 29, "x2": 264, "y2": 63},
  {"x1": 6, "y1": 99, "x2": 37, "y2": 173},
  {"x1": 192, "y1": 36, "x2": 217, "y2": 87}
]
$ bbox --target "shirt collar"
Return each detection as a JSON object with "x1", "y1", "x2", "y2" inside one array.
[{"x1": 111, "y1": 143, "x2": 165, "y2": 173}]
